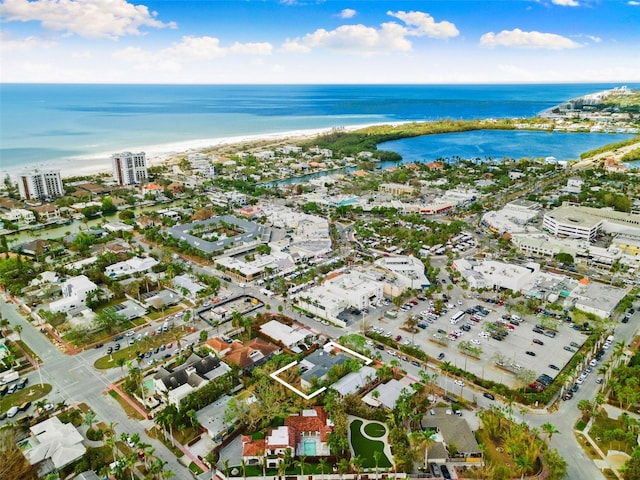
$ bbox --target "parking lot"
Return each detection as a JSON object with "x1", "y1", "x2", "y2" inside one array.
[{"x1": 366, "y1": 289, "x2": 590, "y2": 389}]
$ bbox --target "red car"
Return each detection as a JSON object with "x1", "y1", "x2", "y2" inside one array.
[{"x1": 394, "y1": 335, "x2": 402, "y2": 342}]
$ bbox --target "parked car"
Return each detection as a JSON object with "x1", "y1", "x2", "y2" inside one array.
[
  {"x1": 6, "y1": 406, "x2": 19, "y2": 418},
  {"x1": 532, "y1": 338, "x2": 544, "y2": 345},
  {"x1": 94, "y1": 343, "x2": 104, "y2": 349},
  {"x1": 18, "y1": 401, "x2": 31, "y2": 412},
  {"x1": 440, "y1": 464, "x2": 452, "y2": 480},
  {"x1": 549, "y1": 364, "x2": 560, "y2": 371},
  {"x1": 483, "y1": 392, "x2": 495, "y2": 400},
  {"x1": 525, "y1": 351, "x2": 536, "y2": 356},
  {"x1": 564, "y1": 346, "x2": 576, "y2": 352},
  {"x1": 437, "y1": 353, "x2": 445, "y2": 361}
]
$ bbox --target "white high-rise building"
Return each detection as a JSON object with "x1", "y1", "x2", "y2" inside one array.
[
  {"x1": 17, "y1": 170, "x2": 64, "y2": 200},
  {"x1": 112, "y1": 152, "x2": 148, "y2": 185}
]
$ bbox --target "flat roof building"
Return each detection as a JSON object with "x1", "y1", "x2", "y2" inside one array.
[{"x1": 543, "y1": 203, "x2": 640, "y2": 241}]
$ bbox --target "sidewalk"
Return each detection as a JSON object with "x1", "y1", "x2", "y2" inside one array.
[{"x1": 579, "y1": 418, "x2": 623, "y2": 480}]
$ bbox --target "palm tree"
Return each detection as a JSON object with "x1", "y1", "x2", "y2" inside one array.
[
  {"x1": 116, "y1": 357, "x2": 127, "y2": 374},
  {"x1": 83, "y1": 411, "x2": 97, "y2": 431},
  {"x1": 337, "y1": 458, "x2": 350, "y2": 480},
  {"x1": 14, "y1": 324, "x2": 22, "y2": 340},
  {"x1": 295, "y1": 455, "x2": 307, "y2": 476},
  {"x1": 541, "y1": 422, "x2": 560, "y2": 443},
  {"x1": 55, "y1": 399, "x2": 67, "y2": 413},
  {"x1": 351, "y1": 455, "x2": 363, "y2": 480},
  {"x1": 411, "y1": 429, "x2": 436, "y2": 466},
  {"x1": 223, "y1": 459, "x2": 230, "y2": 478},
  {"x1": 373, "y1": 450, "x2": 382, "y2": 480},
  {"x1": 241, "y1": 458, "x2": 247, "y2": 480},
  {"x1": 318, "y1": 458, "x2": 329, "y2": 480},
  {"x1": 514, "y1": 454, "x2": 533, "y2": 480}
]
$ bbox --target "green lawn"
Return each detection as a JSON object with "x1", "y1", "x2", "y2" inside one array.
[
  {"x1": 363, "y1": 421, "x2": 387, "y2": 438},
  {"x1": 0, "y1": 383, "x2": 52, "y2": 412},
  {"x1": 350, "y1": 419, "x2": 392, "y2": 468}
]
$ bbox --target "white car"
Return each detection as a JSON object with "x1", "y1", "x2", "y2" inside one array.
[
  {"x1": 6, "y1": 406, "x2": 20, "y2": 418},
  {"x1": 454, "y1": 380, "x2": 465, "y2": 387},
  {"x1": 471, "y1": 339, "x2": 481, "y2": 345},
  {"x1": 479, "y1": 332, "x2": 490, "y2": 338}
]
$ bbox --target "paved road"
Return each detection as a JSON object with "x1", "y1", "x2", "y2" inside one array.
[{"x1": 0, "y1": 298, "x2": 194, "y2": 478}]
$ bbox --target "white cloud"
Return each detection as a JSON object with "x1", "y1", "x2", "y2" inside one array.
[
  {"x1": 387, "y1": 10, "x2": 459, "y2": 39},
  {"x1": 113, "y1": 35, "x2": 272, "y2": 69},
  {"x1": 480, "y1": 29, "x2": 580, "y2": 49},
  {"x1": 0, "y1": 0, "x2": 176, "y2": 40},
  {"x1": 163, "y1": 36, "x2": 227, "y2": 60},
  {"x1": 552, "y1": 0, "x2": 580, "y2": 6},
  {"x1": 338, "y1": 8, "x2": 356, "y2": 19},
  {"x1": 628, "y1": 1, "x2": 640, "y2": 5},
  {"x1": 281, "y1": 10, "x2": 457, "y2": 54},
  {"x1": 0, "y1": 31, "x2": 56, "y2": 51},
  {"x1": 229, "y1": 41, "x2": 273, "y2": 55}
]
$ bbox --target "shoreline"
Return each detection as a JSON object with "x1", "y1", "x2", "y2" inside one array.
[{"x1": 4, "y1": 123, "x2": 398, "y2": 181}]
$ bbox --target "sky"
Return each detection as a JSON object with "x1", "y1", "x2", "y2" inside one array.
[{"x1": 0, "y1": 0, "x2": 639, "y2": 84}]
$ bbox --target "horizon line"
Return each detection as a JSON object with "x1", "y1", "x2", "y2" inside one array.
[{"x1": 2, "y1": 81, "x2": 640, "y2": 87}]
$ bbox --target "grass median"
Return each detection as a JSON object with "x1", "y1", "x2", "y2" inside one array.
[
  {"x1": 0, "y1": 383, "x2": 52, "y2": 412},
  {"x1": 93, "y1": 329, "x2": 187, "y2": 370}
]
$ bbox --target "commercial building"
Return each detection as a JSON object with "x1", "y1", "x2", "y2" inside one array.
[
  {"x1": 569, "y1": 278, "x2": 628, "y2": 319},
  {"x1": 481, "y1": 200, "x2": 540, "y2": 235},
  {"x1": 453, "y1": 258, "x2": 540, "y2": 293},
  {"x1": 374, "y1": 255, "x2": 430, "y2": 290},
  {"x1": 543, "y1": 204, "x2": 640, "y2": 241},
  {"x1": 612, "y1": 234, "x2": 640, "y2": 260},
  {"x1": 17, "y1": 170, "x2": 64, "y2": 200},
  {"x1": 295, "y1": 271, "x2": 384, "y2": 326},
  {"x1": 111, "y1": 152, "x2": 148, "y2": 185},
  {"x1": 49, "y1": 275, "x2": 98, "y2": 313}
]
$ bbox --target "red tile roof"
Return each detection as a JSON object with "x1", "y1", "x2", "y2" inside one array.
[
  {"x1": 243, "y1": 438, "x2": 265, "y2": 457},
  {"x1": 285, "y1": 407, "x2": 333, "y2": 443}
]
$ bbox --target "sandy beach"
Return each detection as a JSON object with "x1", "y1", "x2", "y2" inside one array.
[{"x1": 3, "y1": 123, "x2": 394, "y2": 180}]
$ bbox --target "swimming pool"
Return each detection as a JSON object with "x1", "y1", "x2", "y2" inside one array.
[{"x1": 302, "y1": 438, "x2": 317, "y2": 456}]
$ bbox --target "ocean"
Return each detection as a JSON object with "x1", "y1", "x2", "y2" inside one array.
[{"x1": 1, "y1": 83, "x2": 638, "y2": 174}]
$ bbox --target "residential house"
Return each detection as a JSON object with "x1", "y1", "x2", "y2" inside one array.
[
  {"x1": 154, "y1": 353, "x2": 231, "y2": 406},
  {"x1": 30, "y1": 204, "x2": 61, "y2": 222},
  {"x1": 422, "y1": 408, "x2": 483, "y2": 467},
  {"x1": 105, "y1": 256, "x2": 159, "y2": 279},
  {"x1": 173, "y1": 274, "x2": 205, "y2": 299},
  {"x1": 49, "y1": 275, "x2": 98, "y2": 313},
  {"x1": 143, "y1": 289, "x2": 182, "y2": 310},
  {"x1": 243, "y1": 407, "x2": 333, "y2": 467},
  {"x1": 299, "y1": 349, "x2": 348, "y2": 391},
  {"x1": 221, "y1": 338, "x2": 280, "y2": 373},
  {"x1": 2, "y1": 208, "x2": 36, "y2": 224},
  {"x1": 24, "y1": 416, "x2": 86, "y2": 476}
]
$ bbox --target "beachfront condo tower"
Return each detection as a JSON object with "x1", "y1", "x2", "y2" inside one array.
[
  {"x1": 112, "y1": 152, "x2": 148, "y2": 186},
  {"x1": 18, "y1": 170, "x2": 64, "y2": 200}
]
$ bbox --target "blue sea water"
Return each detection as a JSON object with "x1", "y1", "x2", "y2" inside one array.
[{"x1": 1, "y1": 83, "x2": 638, "y2": 172}]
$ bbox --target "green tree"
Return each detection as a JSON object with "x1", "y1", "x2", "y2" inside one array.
[
  {"x1": 94, "y1": 308, "x2": 127, "y2": 334},
  {"x1": 83, "y1": 411, "x2": 97, "y2": 430}
]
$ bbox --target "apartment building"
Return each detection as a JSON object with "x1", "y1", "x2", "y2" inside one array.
[
  {"x1": 17, "y1": 170, "x2": 64, "y2": 200},
  {"x1": 111, "y1": 152, "x2": 148, "y2": 185}
]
